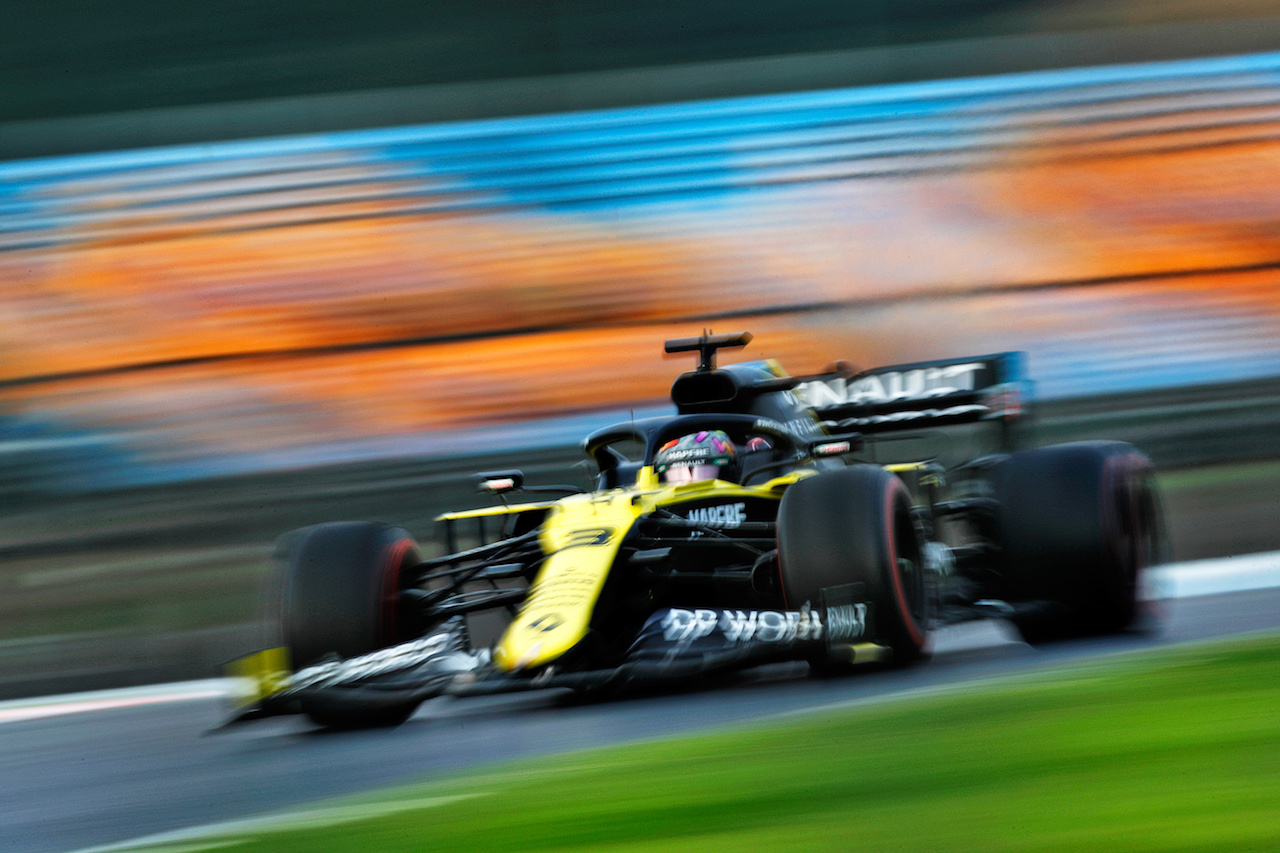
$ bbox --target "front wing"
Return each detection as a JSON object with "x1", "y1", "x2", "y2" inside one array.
[{"x1": 222, "y1": 595, "x2": 887, "y2": 726}]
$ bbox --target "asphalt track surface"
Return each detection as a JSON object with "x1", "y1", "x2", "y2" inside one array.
[{"x1": 2, "y1": 554, "x2": 1278, "y2": 853}]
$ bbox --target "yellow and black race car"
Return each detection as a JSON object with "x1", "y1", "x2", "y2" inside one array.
[{"x1": 228, "y1": 333, "x2": 1162, "y2": 728}]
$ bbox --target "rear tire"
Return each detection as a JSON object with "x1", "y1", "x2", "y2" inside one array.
[
  {"x1": 277, "y1": 522, "x2": 424, "y2": 728},
  {"x1": 988, "y1": 442, "x2": 1161, "y2": 644},
  {"x1": 777, "y1": 467, "x2": 929, "y2": 666}
]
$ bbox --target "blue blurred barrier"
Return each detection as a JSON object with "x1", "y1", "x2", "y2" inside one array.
[{"x1": 5, "y1": 50, "x2": 1280, "y2": 245}]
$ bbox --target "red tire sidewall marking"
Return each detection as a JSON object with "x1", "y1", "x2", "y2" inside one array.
[
  {"x1": 379, "y1": 537, "x2": 412, "y2": 646},
  {"x1": 1101, "y1": 452, "x2": 1145, "y2": 591},
  {"x1": 883, "y1": 477, "x2": 924, "y2": 649}
]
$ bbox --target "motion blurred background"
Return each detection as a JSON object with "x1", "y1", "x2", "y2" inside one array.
[{"x1": 2, "y1": 0, "x2": 1279, "y2": 697}]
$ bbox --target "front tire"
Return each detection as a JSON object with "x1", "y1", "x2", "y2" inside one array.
[
  {"x1": 777, "y1": 467, "x2": 929, "y2": 666},
  {"x1": 277, "y1": 521, "x2": 424, "y2": 727}
]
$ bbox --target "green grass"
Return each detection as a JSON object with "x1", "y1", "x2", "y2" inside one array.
[
  {"x1": 138, "y1": 632, "x2": 1280, "y2": 852},
  {"x1": 1156, "y1": 458, "x2": 1280, "y2": 492}
]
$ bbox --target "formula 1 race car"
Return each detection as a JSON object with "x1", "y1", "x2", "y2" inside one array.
[{"x1": 227, "y1": 333, "x2": 1162, "y2": 728}]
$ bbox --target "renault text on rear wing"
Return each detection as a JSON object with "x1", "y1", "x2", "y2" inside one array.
[{"x1": 792, "y1": 352, "x2": 1029, "y2": 435}]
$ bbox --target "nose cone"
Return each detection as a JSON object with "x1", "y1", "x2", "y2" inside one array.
[
  {"x1": 493, "y1": 640, "x2": 545, "y2": 673},
  {"x1": 493, "y1": 613, "x2": 575, "y2": 672},
  {"x1": 493, "y1": 494, "x2": 638, "y2": 673}
]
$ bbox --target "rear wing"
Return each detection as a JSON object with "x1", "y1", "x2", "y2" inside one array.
[{"x1": 792, "y1": 352, "x2": 1030, "y2": 436}]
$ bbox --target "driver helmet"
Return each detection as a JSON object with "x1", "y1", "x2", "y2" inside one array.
[{"x1": 655, "y1": 430, "x2": 736, "y2": 484}]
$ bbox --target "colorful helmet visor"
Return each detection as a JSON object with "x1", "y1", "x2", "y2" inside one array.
[{"x1": 655, "y1": 430, "x2": 735, "y2": 478}]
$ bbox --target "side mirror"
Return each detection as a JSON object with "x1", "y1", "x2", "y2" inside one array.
[{"x1": 477, "y1": 470, "x2": 524, "y2": 494}]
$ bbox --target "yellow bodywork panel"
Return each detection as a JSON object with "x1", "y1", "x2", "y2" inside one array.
[
  {"x1": 491, "y1": 489, "x2": 639, "y2": 672},
  {"x1": 227, "y1": 646, "x2": 291, "y2": 706},
  {"x1": 436, "y1": 500, "x2": 559, "y2": 523},
  {"x1": 491, "y1": 467, "x2": 802, "y2": 672}
]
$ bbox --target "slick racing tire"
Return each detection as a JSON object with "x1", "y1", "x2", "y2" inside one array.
[
  {"x1": 277, "y1": 521, "x2": 424, "y2": 728},
  {"x1": 987, "y1": 442, "x2": 1162, "y2": 644},
  {"x1": 777, "y1": 466, "x2": 929, "y2": 667}
]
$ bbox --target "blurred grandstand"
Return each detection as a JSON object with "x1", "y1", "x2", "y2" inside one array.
[{"x1": 4, "y1": 50, "x2": 1280, "y2": 489}]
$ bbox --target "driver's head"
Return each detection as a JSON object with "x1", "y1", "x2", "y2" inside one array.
[{"x1": 655, "y1": 430, "x2": 736, "y2": 484}]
